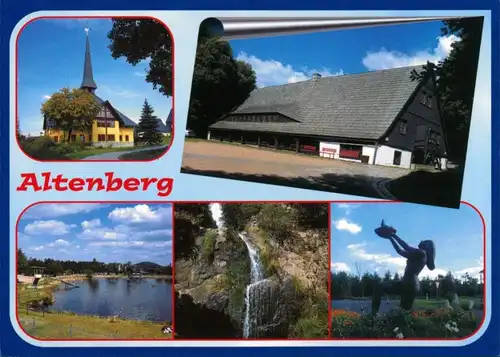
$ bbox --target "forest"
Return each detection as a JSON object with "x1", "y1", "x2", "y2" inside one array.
[
  {"x1": 330, "y1": 269, "x2": 483, "y2": 300},
  {"x1": 17, "y1": 249, "x2": 172, "y2": 277}
]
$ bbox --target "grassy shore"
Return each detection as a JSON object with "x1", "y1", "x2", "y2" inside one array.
[{"x1": 17, "y1": 283, "x2": 172, "y2": 339}]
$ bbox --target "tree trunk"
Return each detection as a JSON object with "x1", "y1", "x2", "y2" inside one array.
[{"x1": 67, "y1": 128, "x2": 73, "y2": 143}]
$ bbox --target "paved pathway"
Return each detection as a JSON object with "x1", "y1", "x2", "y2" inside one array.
[{"x1": 81, "y1": 145, "x2": 168, "y2": 160}]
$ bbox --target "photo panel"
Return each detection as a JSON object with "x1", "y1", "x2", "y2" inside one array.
[
  {"x1": 180, "y1": 17, "x2": 484, "y2": 209},
  {"x1": 173, "y1": 202, "x2": 330, "y2": 339},
  {"x1": 16, "y1": 17, "x2": 173, "y2": 162},
  {"x1": 16, "y1": 202, "x2": 174, "y2": 340},
  {"x1": 329, "y1": 201, "x2": 485, "y2": 339}
]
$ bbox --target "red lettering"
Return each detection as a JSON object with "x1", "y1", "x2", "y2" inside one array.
[
  {"x1": 16, "y1": 172, "x2": 173, "y2": 197},
  {"x1": 17, "y1": 173, "x2": 42, "y2": 191},
  {"x1": 157, "y1": 178, "x2": 173, "y2": 197},
  {"x1": 53, "y1": 174, "x2": 68, "y2": 191},
  {"x1": 141, "y1": 177, "x2": 157, "y2": 191},
  {"x1": 86, "y1": 177, "x2": 105, "y2": 191},
  {"x1": 123, "y1": 178, "x2": 140, "y2": 191},
  {"x1": 41, "y1": 172, "x2": 53, "y2": 190},
  {"x1": 68, "y1": 178, "x2": 85, "y2": 191},
  {"x1": 105, "y1": 172, "x2": 122, "y2": 192}
]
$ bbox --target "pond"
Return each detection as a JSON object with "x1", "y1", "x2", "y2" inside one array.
[
  {"x1": 331, "y1": 299, "x2": 399, "y2": 314},
  {"x1": 50, "y1": 278, "x2": 172, "y2": 322}
]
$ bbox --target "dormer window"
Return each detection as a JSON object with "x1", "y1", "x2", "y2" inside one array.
[{"x1": 420, "y1": 91, "x2": 432, "y2": 108}]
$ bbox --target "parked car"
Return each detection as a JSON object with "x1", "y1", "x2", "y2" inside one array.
[{"x1": 185, "y1": 129, "x2": 195, "y2": 137}]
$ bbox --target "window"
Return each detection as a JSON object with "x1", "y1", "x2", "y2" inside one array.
[
  {"x1": 80, "y1": 135, "x2": 85, "y2": 142},
  {"x1": 53, "y1": 136, "x2": 59, "y2": 143},
  {"x1": 393, "y1": 150, "x2": 402, "y2": 166},
  {"x1": 120, "y1": 135, "x2": 123, "y2": 142},
  {"x1": 399, "y1": 120, "x2": 408, "y2": 135},
  {"x1": 339, "y1": 144, "x2": 362, "y2": 159},
  {"x1": 70, "y1": 134, "x2": 76, "y2": 142},
  {"x1": 420, "y1": 91, "x2": 433, "y2": 108},
  {"x1": 107, "y1": 134, "x2": 115, "y2": 141},
  {"x1": 96, "y1": 119, "x2": 115, "y2": 128},
  {"x1": 125, "y1": 135, "x2": 129, "y2": 142},
  {"x1": 97, "y1": 134, "x2": 106, "y2": 141}
]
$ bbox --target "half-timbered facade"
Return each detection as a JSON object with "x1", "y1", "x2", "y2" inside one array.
[
  {"x1": 208, "y1": 65, "x2": 448, "y2": 170},
  {"x1": 43, "y1": 33, "x2": 136, "y2": 147}
]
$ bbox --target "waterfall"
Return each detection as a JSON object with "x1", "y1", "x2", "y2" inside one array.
[
  {"x1": 207, "y1": 203, "x2": 272, "y2": 338},
  {"x1": 209, "y1": 203, "x2": 224, "y2": 233},
  {"x1": 239, "y1": 232, "x2": 271, "y2": 338}
]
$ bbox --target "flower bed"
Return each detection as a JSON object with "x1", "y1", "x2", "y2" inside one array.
[{"x1": 331, "y1": 308, "x2": 479, "y2": 338}]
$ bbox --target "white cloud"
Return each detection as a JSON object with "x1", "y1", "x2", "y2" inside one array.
[
  {"x1": 23, "y1": 204, "x2": 106, "y2": 219},
  {"x1": 454, "y1": 256, "x2": 484, "y2": 279},
  {"x1": 24, "y1": 220, "x2": 76, "y2": 236},
  {"x1": 47, "y1": 239, "x2": 70, "y2": 247},
  {"x1": 334, "y1": 219, "x2": 362, "y2": 234},
  {"x1": 236, "y1": 51, "x2": 344, "y2": 87},
  {"x1": 335, "y1": 203, "x2": 359, "y2": 216},
  {"x1": 42, "y1": 94, "x2": 51, "y2": 100},
  {"x1": 78, "y1": 227, "x2": 127, "y2": 240},
  {"x1": 88, "y1": 240, "x2": 172, "y2": 248},
  {"x1": 331, "y1": 261, "x2": 350, "y2": 272},
  {"x1": 27, "y1": 245, "x2": 44, "y2": 251},
  {"x1": 81, "y1": 218, "x2": 101, "y2": 229},
  {"x1": 347, "y1": 242, "x2": 406, "y2": 268},
  {"x1": 108, "y1": 204, "x2": 171, "y2": 224},
  {"x1": 362, "y1": 35, "x2": 460, "y2": 71}
]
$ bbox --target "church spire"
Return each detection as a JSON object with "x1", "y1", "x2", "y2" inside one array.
[{"x1": 80, "y1": 28, "x2": 97, "y2": 92}]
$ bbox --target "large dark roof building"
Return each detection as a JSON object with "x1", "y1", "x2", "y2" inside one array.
[{"x1": 208, "y1": 65, "x2": 448, "y2": 169}]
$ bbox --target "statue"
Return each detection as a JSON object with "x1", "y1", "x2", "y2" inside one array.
[{"x1": 372, "y1": 220, "x2": 435, "y2": 314}]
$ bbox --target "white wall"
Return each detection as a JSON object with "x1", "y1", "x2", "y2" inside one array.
[
  {"x1": 374, "y1": 145, "x2": 412, "y2": 169},
  {"x1": 319, "y1": 141, "x2": 376, "y2": 164}
]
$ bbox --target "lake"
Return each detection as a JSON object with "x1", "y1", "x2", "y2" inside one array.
[
  {"x1": 50, "y1": 278, "x2": 172, "y2": 322},
  {"x1": 331, "y1": 299, "x2": 398, "y2": 314}
]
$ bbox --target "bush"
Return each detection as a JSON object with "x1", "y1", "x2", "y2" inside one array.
[
  {"x1": 331, "y1": 308, "x2": 479, "y2": 338},
  {"x1": 201, "y1": 230, "x2": 218, "y2": 263},
  {"x1": 257, "y1": 204, "x2": 296, "y2": 243}
]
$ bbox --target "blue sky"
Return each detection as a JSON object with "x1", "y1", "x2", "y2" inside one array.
[
  {"x1": 17, "y1": 18, "x2": 172, "y2": 136},
  {"x1": 18, "y1": 203, "x2": 172, "y2": 265},
  {"x1": 330, "y1": 203, "x2": 484, "y2": 280},
  {"x1": 230, "y1": 20, "x2": 459, "y2": 87}
]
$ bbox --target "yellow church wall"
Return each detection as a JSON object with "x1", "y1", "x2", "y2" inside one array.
[{"x1": 45, "y1": 119, "x2": 135, "y2": 145}]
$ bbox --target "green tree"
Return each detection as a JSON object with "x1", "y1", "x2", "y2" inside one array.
[
  {"x1": 137, "y1": 99, "x2": 163, "y2": 145},
  {"x1": 107, "y1": 19, "x2": 257, "y2": 137},
  {"x1": 40, "y1": 87, "x2": 101, "y2": 142},
  {"x1": 411, "y1": 17, "x2": 483, "y2": 163},
  {"x1": 17, "y1": 248, "x2": 29, "y2": 274}
]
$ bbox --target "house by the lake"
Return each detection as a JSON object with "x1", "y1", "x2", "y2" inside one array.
[
  {"x1": 208, "y1": 65, "x2": 448, "y2": 169},
  {"x1": 43, "y1": 33, "x2": 137, "y2": 147}
]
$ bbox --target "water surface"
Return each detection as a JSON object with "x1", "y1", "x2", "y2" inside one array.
[{"x1": 50, "y1": 278, "x2": 172, "y2": 322}]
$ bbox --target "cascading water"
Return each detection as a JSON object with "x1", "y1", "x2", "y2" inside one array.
[
  {"x1": 209, "y1": 203, "x2": 224, "y2": 232},
  {"x1": 239, "y1": 232, "x2": 272, "y2": 338},
  {"x1": 208, "y1": 203, "x2": 273, "y2": 338}
]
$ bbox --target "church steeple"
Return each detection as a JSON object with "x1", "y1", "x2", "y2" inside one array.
[{"x1": 80, "y1": 28, "x2": 97, "y2": 92}]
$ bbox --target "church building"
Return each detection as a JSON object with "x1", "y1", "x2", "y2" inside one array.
[{"x1": 43, "y1": 32, "x2": 137, "y2": 147}]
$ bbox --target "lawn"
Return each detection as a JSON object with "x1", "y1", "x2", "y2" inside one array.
[
  {"x1": 20, "y1": 136, "x2": 171, "y2": 161},
  {"x1": 413, "y1": 296, "x2": 482, "y2": 309},
  {"x1": 17, "y1": 285, "x2": 172, "y2": 339}
]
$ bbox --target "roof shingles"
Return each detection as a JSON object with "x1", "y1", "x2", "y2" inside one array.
[{"x1": 210, "y1": 65, "x2": 424, "y2": 140}]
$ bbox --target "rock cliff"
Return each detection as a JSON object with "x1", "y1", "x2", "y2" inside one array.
[{"x1": 174, "y1": 203, "x2": 329, "y2": 338}]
